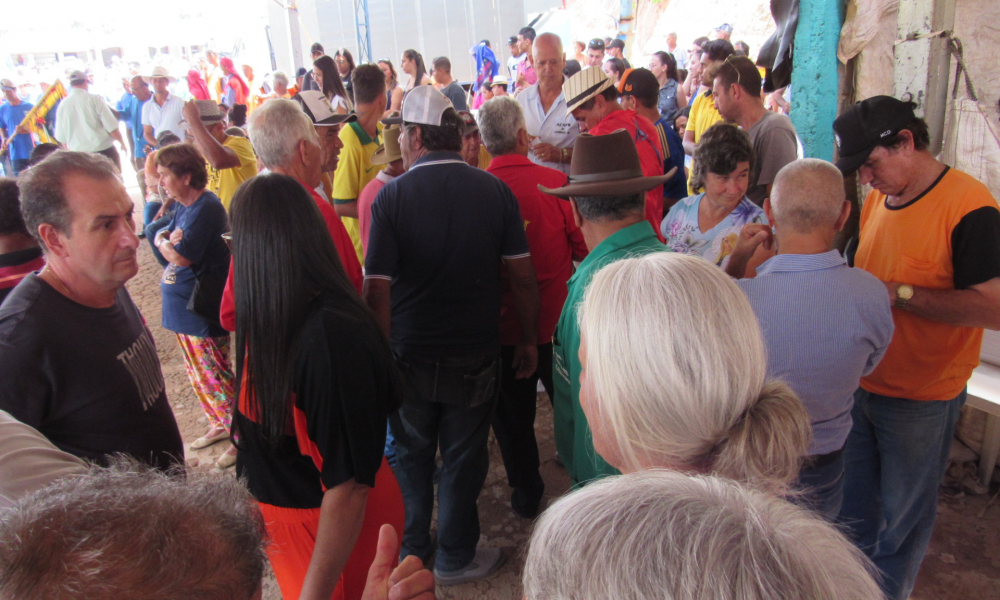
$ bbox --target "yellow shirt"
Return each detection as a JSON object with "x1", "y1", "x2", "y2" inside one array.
[
  {"x1": 477, "y1": 145, "x2": 492, "y2": 169},
  {"x1": 207, "y1": 136, "x2": 258, "y2": 211},
  {"x1": 333, "y1": 121, "x2": 384, "y2": 265},
  {"x1": 687, "y1": 91, "x2": 724, "y2": 195}
]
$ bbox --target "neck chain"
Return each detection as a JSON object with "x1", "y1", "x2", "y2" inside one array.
[{"x1": 43, "y1": 265, "x2": 75, "y2": 302}]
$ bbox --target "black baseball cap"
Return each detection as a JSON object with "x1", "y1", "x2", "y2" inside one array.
[
  {"x1": 507, "y1": 35, "x2": 518, "y2": 46},
  {"x1": 833, "y1": 95, "x2": 916, "y2": 175},
  {"x1": 588, "y1": 38, "x2": 606, "y2": 51},
  {"x1": 617, "y1": 68, "x2": 658, "y2": 103}
]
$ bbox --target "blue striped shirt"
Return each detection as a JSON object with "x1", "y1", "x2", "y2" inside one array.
[{"x1": 737, "y1": 251, "x2": 894, "y2": 455}]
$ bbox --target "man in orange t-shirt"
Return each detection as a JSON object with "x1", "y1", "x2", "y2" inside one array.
[{"x1": 834, "y1": 96, "x2": 1000, "y2": 600}]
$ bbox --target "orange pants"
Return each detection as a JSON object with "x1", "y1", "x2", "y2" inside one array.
[{"x1": 259, "y1": 457, "x2": 405, "y2": 600}]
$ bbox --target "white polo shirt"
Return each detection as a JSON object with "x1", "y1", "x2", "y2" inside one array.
[
  {"x1": 516, "y1": 83, "x2": 579, "y2": 175},
  {"x1": 141, "y1": 93, "x2": 185, "y2": 139},
  {"x1": 54, "y1": 87, "x2": 120, "y2": 152}
]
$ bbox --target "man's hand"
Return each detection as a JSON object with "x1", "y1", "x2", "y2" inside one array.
[
  {"x1": 14, "y1": 125, "x2": 29, "y2": 135},
  {"x1": 169, "y1": 228, "x2": 184, "y2": 245},
  {"x1": 154, "y1": 203, "x2": 169, "y2": 220},
  {"x1": 531, "y1": 142, "x2": 562, "y2": 164},
  {"x1": 182, "y1": 99, "x2": 201, "y2": 125},
  {"x1": 361, "y1": 524, "x2": 436, "y2": 600},
  {"x1": 724, "y1": 223, "x2": 772, "y2": 278},
  {"x1": 511, "y1": 343, "x2": 538, "y2": 379}
]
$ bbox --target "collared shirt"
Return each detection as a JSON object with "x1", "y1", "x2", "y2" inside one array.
[
  {"x1": 366, "y1": 151, "x2": 530, "y2": 358},
  {"x1": 117, "y1": 94, "x2": 149, "y2": 159},
  {"x1": 54, "y1": 87, "x2": 120, "y2": 152},
  {"x1": 141, "y1": 93, "x2": 185, "y2": 140},
  {"x1": 487, "y1": 154, "x2": 588, "y2": 346},
  {"x1": 552, "y1": 221, "x2": 668, "y2": 486},
  {"x1": 517, "y1": 84, "x2": 579, "y2": 175},
  {"x1": 737, "y1": 251, "x2": 894, "y2": 455},
  {"x1": 508, "y1": 54, "x2": 525, "y2": 78},
  {"x1": 334, "y1": 120, "x2": 384, "y2": 266}
]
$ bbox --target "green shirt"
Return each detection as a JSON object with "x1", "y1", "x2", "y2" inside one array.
[{"x1": 552, "y1": 220, "x2": 669, "y2": 486}]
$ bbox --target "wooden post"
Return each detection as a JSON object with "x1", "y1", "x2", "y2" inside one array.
[{"x1": 893, "y1": 0, "x2": 955, "y2": 155}]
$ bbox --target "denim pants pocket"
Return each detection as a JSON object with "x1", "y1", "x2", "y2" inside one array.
[{"x1": 396, "y1": 354, "x2": 499, "y2": 409}]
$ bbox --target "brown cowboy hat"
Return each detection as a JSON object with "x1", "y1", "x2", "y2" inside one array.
[
  {"x1": 371, "y1": 122, "x2": 402, "y2": 165},
  {"x1": 538, "y1": 129, "x2": 677, "y2": 198}
]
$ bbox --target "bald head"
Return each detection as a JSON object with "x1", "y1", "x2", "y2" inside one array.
[
  {"x1": 534, "y1": 32, "x2": 563, "y2": 57},
  {"x1": 770, "y1": 159, "x2": 847, "y2": 235}
]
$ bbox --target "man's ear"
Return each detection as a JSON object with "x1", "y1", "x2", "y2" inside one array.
[
  {"x1": 763, "y1": 197, "x2": 774, "y2": 225},
  {"x1": 834, "y1": 200, "x2": 852, "y2": 232},
  {"x1": 409, "y1": 126, "x2": 423, "y2": 152},
  {"x1": 37, "y1": 223, "x2": 69, "y2": 258},
  {"x1": 298, "y1": 138, "x2": 310, "y2": 165},
  {"x1": 570, "y1": 198, "x2": 583, "y2": 228}
]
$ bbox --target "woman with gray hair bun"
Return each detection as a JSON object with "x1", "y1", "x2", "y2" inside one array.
[
  {"x1": 523, "y1": 470, "x2": 883, "y2": 600},
  {"x1": 578, "y1": 252, "x2": 811, "y2": 492}
]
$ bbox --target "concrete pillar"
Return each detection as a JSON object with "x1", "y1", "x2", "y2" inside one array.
[
  {"x1": 894, "y1": 0, "x2": 954, "y2": 155},
  {"x1": 789, "y1": 0, "x2": 844, "y2": 161}
]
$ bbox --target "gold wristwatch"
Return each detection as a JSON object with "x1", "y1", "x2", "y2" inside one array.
[{"x1": 895, "y1": 284, "x2": 914, "y2": 309}]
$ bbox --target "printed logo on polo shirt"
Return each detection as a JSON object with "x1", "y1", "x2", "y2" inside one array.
[{"x1": 523, "y1": 219, "x2": 530, "y2": 231}]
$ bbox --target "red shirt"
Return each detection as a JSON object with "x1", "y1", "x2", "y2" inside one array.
[
  {"x1": 487, "y1": 154, "x2": 588, "y2": 345},
  {"x1": 0, "y1": 248, "x2": 45, "y2": 304},
  {"x1": 219, "y1": 183, "x2": 364, "y2": 331},
  {"x1": 358, "y1": 171, "x2": 395, "y2": 258},
  {"x1": 589, "y1": 109, "x2": 665, "y2": 240}
]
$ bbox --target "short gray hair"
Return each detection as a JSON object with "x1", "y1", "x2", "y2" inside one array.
[
  {"x1": 770, "y1": 158, "x2": 846, "y2": 234},
  {"x1": 578, "y1": 252, "x2": 811, "y2": 491},
  {"x1": 0, "y1": 459, "x2": 267, "y2": 600},
  {"x1": 248, "y1": 98, "x2": 318, "y2": 169},
  {"x1": 272, "y1": 71, "x2": 289, "y2": 87},
  {"x1": 17, "y1": 150, "x2": 120, "y2": 250},
  {"x1": 572, "y1": 193, "x2": 644, "y2": 222},
  {"x1": 524, "y1": 470, "x2": 883, "y2": 600},
  {"x1": 478, "y1": 97, "x2": 525, "y2": 156}
]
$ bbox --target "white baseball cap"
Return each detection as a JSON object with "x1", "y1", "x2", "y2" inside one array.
[
  {"x1": 383, "y1": 85, "x2": 453, "y2": 126},
  {"x1": 296, "y1": 91, "x2": 357, "y2": 126}
]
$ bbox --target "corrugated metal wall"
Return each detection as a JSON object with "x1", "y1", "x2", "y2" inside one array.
[{"x1": 282, "y1": 0, "x2": 557, "y2": 84}]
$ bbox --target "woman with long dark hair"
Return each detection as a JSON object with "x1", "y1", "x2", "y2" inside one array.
[
  {"x1": 650, "y1": 51, "x2": 687, "y2": 123},
  {"x1": 312, "y1": 55, "x2": 353, "y2": 113},
  {"x1": 335, "y1": 48, "x2": 356, "y2": 103},
  {"x1": 400, "y1": 49, "x2": 429, "y2": 91},
  {"x1": 230, "y1": 173, "x2": 404, "y2": 600}
]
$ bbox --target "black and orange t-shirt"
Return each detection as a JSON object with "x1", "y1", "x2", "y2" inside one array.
[
  {"x1": 855, "y1": 167, "x2": 1000, "y2": 401},
  {"x1": 235, "y1": 298, "x2": 397, "y2": 508}
]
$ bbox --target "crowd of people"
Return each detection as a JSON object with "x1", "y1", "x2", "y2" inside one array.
[{"x1": 0, "y1": 20, "x2": 999, "y2": 600}]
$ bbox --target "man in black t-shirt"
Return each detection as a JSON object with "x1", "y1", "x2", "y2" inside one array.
[
  {"x1": 366, "y1": 86, "x2": 539, "y2": 585},
  {"x1": 0, "y1": 151, "x2": 183, "y2": 470}
]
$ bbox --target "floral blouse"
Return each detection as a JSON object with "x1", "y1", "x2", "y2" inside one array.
[{"x1": 660, "y1": 193, "x2": 768, "y2": 269}]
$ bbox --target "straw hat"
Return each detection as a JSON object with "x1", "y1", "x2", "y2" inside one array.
[
  {"x1": 562, "y1": 66, "x2": 614, "y2": 114},
  {"x1": 142, "y1": 66, "x2": 177, "y2": 84},
  {"x1": 371, "y1": 122, "x2": 403, "y2": 165},
  {"x1": 538, "y1": 129, "x2": 676, "y2": 198}
]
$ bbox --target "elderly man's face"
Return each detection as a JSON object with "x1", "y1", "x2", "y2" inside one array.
[
  {"x1": 130, "y1": 77, "x2": 151, "y2": 102},
  {"x1": 316, "y1": 124, "x2": 345, "y2": 172},
  {"x1": 533, "y1": 37, "x2": 565, "y2": 88},
  {"x1": 461, "y1": 130, "x2": 481, "y2": 167},
  {"x1": 587, "y1": 48, "x2": 605, "y2": 67},
  {"x1": 57, "y1": 174, "x2": 140, "y2": 292}
]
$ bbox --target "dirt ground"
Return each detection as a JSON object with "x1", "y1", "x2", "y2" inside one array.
[{"x1": 123, "y1": 176, "x2": 1000, "y2": 600}]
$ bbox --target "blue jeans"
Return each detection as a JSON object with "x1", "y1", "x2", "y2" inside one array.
[
  {"x1": 389, "y1": 352, "x2": 499, "y2": 572},
  {"x1": 144, "y1": 202, "x2": 175, "y2": 267},
  {"x1": 792, "y1": 448, "x2": 845, "y2": 520},
  {"x1": 840, "y1": 387, "x2": 966, "y2": 600}
]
